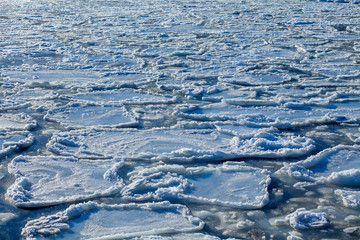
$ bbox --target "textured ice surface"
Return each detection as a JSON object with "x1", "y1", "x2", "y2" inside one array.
[
  {"x1": 335, "y1": 189, "x2": 360, "y2": 209},
  {"x1": 22, "y1": 201, "x2": 204, "y2": 239},
  {"x1": 0, "y1": 132, "x2": 35, "y2": 158},
  {"x1": 0, "y1": 113, "x2": 37, "y2": 131},
  {"x1": 6, "y1": 156, "x2": 125, "y2": 207},
  {"x1": 1, "y1": 0, "x2": 360, "y2": 238},
  {"x1": 44, "y1": 103, "x2": 138, "y2": 129},
  {"x1": 285, "y1": 208, "x2": 329, "y2": 230},
  {"x1": 47, "y1": 127, "x2": 315, "y2": 161},
  {"x1": 123, "y1": 162, "x2": 271, "y2": 209},
  {"x1": 278, "y1": 145, "x2": 360, "y2": 187}
]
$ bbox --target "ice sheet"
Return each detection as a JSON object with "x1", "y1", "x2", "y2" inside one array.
[
  {"x1": 47, "y1": 127, "x2": 315, "y2": 162},
  {"x1": 277, "y1": 145, "x2": 360, "y2": 187},
  {"x1": 0, "y1": 131, "x2": 35, "y2": 158},
  {"x1": 123, "y1": 162, "x2": 271, "y2": 209},
  {"x1": 22, "y1": 201, "x2": 204, "y2": 239},
  {"x1": 6, "y1": 156, "x2": 125, "y2": 207},
  {"x1": 44, "y1": 103, "x2": 138, "y2": 130}
]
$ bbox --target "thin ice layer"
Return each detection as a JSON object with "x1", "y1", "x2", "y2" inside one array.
[
  {"x1": 123, "y1": 162, "x2": 271, "y2": 209},
  {"x1": 335, "y1": 189, "x2": 360, "y2": 209},
  {"x1": 277, "y1": 145, "x2": 360, "y2": 187},
  {"x1": 0, "y1": 113, "x2": 37, "y2": 131},
  {"x1": 44, "y1": 102, "x2": 138, "y2": 129},
  {"x1": 0, "y1": 132, "x2": 35, "y2": 158},
  {"x1": 47, "y1": 127, "x2": 315, "y2": 162},
  {"x1": 21, "y1": 201, "x2": 204, "y2": 239},
  {"x1": 6, "y1": 156, "x2": 125, "y2": 207}
]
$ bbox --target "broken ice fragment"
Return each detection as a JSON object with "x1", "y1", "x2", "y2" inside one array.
[
  {"x1": 285, "y1": 208, "x2": 329, "y2": 230},
  {"x1": 44, "y1": 102, "x2": 138, "y2": 129},
  {"x1": 21, "y1": 201, "x2": 204, "y2": 239},
  {"x1": 47, "y1": 127, "x2": 315, "y2": 162},
  {"x1": 0, "y1": 132, "x2": 35, "y2": 158},
  {"x1": 6, "y1": 155, "x2": 125, "y2": 207},
  {"x1": 0, "y1": 113, "x2": 37, "y2": 131},
  {"x1": 277, "y1": 145, "x2": 360, "y2": 187},
  {"x1": 335, "y1": 189, "x2": 360, "y2": 209},
  {"x1": 123, "y1": 162, "x2": 271, "y2": 209}
]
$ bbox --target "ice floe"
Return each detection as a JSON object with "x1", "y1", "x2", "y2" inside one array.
[
  {"x1": 277, "y1": 145, "x2": 360, "y2": 187},
  {"x1": 175, "y1": 101, "x2": 360, "y2": 128},
  {"x1": 335, "y1": 189, "x2": 360, "y2": 209},
  {"x1": 0, "y1": 113, "x2": 37, "y2": 131},
  {"x1": 122, "y1": 162, "x2": 271, "y2": 209},
  {"x1": 47, "y1": 127, "x2": 315, "y2": 162},
  {"x1": 6, "y1": 156, "x2": 125, "y2": 207},
  {"x1": 44, "y1": 102, "x2": 138, "y2": 130},
  {"x1": 285, "y1": 208, "x2": 329, "y2": 230},
  {"x1": 0, "y1": 131, "x2": 35, "y2": 158},
  {"x1": 61, "y1": 89, "x2": 179, "y2": 105},
  {"x1": 21, "y1": 201, "x2": 204, "y2": 239}
]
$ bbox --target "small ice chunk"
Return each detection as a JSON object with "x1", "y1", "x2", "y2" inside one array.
[
  {"x1": 21, "y1": 201, "x2": 204, "y2": 239},
  {"x1": 335, "y1": 189, "x2": 360, "y2": 209},
  {"x1": 0, "y1": 132, "x2": 36, "y2": 158},
  {"x1": 285, "y1": 208, "x2": 329, "y2": 230},
  {"x1": 6, "y1": 155, "x2": 125, "y2": 207},
  {"x1": 0, "y1": 113, "x2": 37, "y2": 131},
  {"x1": 44, "y1": 102, "x2": 138, "y2": 129},
  {"x1": 344, "y1": 227, "x2": 359, "y2": 235},
  {"x1": 277, "y1": 145, "x2": 360, "y2": 187},
  {"x1": 123, "y1": 162, "x2": 271, "y2": 209}
]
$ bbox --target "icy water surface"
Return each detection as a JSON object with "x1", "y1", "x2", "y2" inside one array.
[{"x1": 1, "y1": 0, "x2": 360, "y2": 239}]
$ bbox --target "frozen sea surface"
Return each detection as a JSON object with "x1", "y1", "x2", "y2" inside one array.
[{"x1": 1, "y1": 0, "x2": 360, "y2": 239}]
